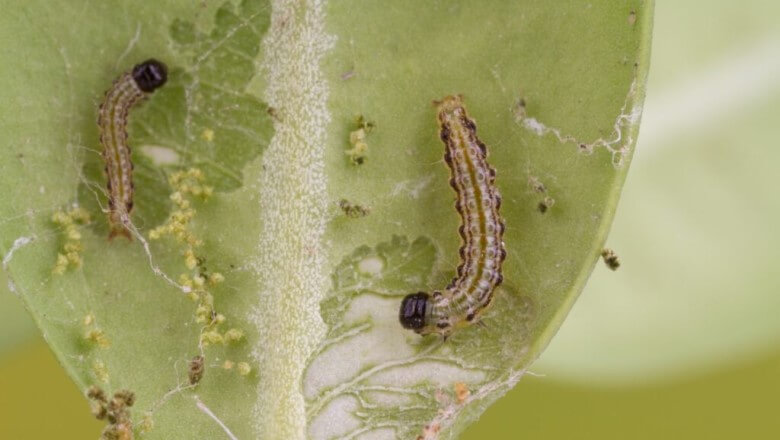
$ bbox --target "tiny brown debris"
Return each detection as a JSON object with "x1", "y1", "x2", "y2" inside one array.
[
  {"x1": 338, "y1": 199, "x2": 370, "y2": 218},
  {"x1": 112, "y1": 389, "x2": 136, "y2": 408},
  {"x1": 454, "y1": 382, "x2": 470, "y2": 404},
  {"x1": 601, "y1": 248, "x2": 621, "y2": 270},
  {"x1": 416, "y1": 422, "x2": 442, "y2": 440},
  {"x1": 84, "y1": 328, "x2": 110, "y2": 348},
  {"x1": 528, "y1": 176, "x2": 546, "y2": 194},
  {"x1": 345, "y1": 115, "x2": 374, "y2": 165},
  {"x1": 87, "y1": 385, "x2": 107, "y2": 401},
  {"x1": 628, "y1": 10, "x2": 637, "y2": 25},
  {"x1": 529, "y1": 177, "x2": 555, "y2": 214},
  {"x1": 578, "y1": 142, "x2": 594, "y2": 154},
  {"x1": 91, "y1": 401, "x2": 108, "y2": 420},
  {"x1": 88, "y1": 385, "x2": 109, "y2": 420},
  {"x1": 513, "y1": 96, "x2": 527, "y2": 121},
  {"x1": 189, "y1": 355, "x2": 205, "y2": 385},
  {"x1": 538, "y1": 196, "x2": 555, "y2": 214},
  {"x1": 87, "y1": 386, "x2": 136, "y2": 440},
  {"x1": 267, "y1": 106, "x2": 281, "y2": 122},
  {"x1": 83, "y1": 313, "x2": 111, "y2": 349},
  {"x1": 101, "y1": 423, "x2": 133, "y2": 440}
]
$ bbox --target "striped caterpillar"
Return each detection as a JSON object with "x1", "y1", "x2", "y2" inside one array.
[
  {"x1": 399, "y1": 95, "x2": 506, "y2": 337},
  {"x1": 98, "y1": 59, "x2": 167, "y2": 239}
]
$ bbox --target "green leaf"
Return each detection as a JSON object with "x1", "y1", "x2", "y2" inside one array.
[
  {"x1": 0, "y1": 1, "x2": 653, "y2": 438},
  {"x1": 532, "y1": 0, "x2": 780, "y2": 385}
]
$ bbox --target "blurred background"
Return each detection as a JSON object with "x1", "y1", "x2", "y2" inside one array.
[{"x1": 2, "y1": 1, "x2": 779, "y2": 438}]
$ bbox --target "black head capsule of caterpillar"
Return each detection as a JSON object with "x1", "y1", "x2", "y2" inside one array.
[
  {"x1": 399, "y1": 292, "x2": 430, "y2": 332},
  {"x1": 131, "y1": 59, "x2": 168, "y2": 92}
]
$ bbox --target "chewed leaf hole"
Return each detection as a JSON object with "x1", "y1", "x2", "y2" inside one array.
[
  {"x1": 140, "y1": 145, "x2": 180, "y2": 166},
  {"x1": 357, "y1": 255, "x2": 384, "y2": 275}
]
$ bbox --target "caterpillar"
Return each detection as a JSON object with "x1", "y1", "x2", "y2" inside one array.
[
  {"x1": 399, "y1": 95, "x2": 506, "y2": 337},
  {"x1": 97, "y1": 59, "x2": 167, "y2": 239}
]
